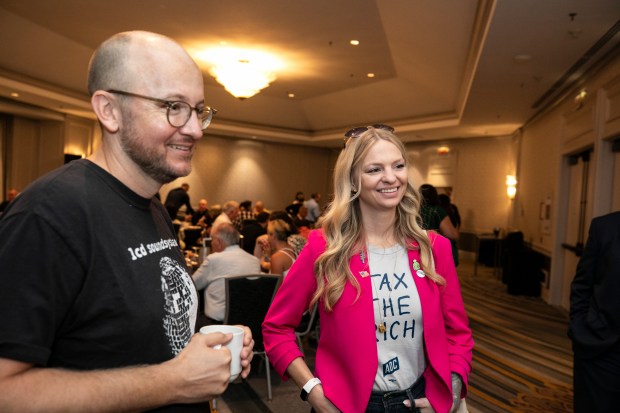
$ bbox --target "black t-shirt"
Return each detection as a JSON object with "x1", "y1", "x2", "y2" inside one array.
[{"x1": 0, "y1": 160, "x2": 201, "y2": 411}]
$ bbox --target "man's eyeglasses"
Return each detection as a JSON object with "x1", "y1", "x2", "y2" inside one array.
[
  {"x1": 107, "y1": 90, "x2": 217, "y2": 130},
  {"x1": 343, "y1": 124, "x2": 395, "y2": 144}
]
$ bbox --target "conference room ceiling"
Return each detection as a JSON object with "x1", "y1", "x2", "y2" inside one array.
[{"x1": 0, "y1": 1, "x2": 618, "y2": 147}]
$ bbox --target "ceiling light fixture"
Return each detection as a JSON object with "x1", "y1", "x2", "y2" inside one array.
[
  {"x1": 350, "y1": 40, "x2": 360, "y2": 46},
  {"x1": 197, "y1": 47, "x2": 283, "y2": 99}
]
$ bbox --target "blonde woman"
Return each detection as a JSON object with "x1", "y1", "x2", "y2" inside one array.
[
  {"x1": 267, "y1": 218, "x2": 298, "y2": 276},
  {"x1": 263, "y1": 125, "x2": 473, "y2": 413},
  {"x1": 255, "y1": 211, "x2": 306, "y2": 272}
]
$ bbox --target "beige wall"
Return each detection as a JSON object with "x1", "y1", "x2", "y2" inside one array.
[
  {"x1": 406, "y1": 136, "x2": 516, "y2": 234},
  {"x1": 2, "y1": 113, "x2": 523, "y2": 235},
  {"x1": 160, "y1": 136, "x2": 337, "y2": 213},
  {"x1": 64, "y1": 116, "x2": 97, "y2": 158},
  {"x1": 515, "y1": 115, "x2": 563, "y2": 253},
  {"x1": 9, "y1": 117, "x2": 64, "y2": 190},
  {"x1": 3, "y1": 115, "x2": 97, "y2": 194}
]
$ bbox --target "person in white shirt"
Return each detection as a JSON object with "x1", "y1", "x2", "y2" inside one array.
[
  {"x1": 304, "y1": 192, "x2": 321, "y2": 224},
  {"x1": 193, "y1": 223, "x2": 260, "y2": 327},
  {"x1": 210, "y1": 200, "x2": 239, "y2": 235}
]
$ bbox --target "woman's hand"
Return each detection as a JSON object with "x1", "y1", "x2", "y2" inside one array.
[
  {"x1": 450, "y1": 372, "x2": 463, "y2": 412},
  {"x1": 403, "y1": 397, "x2": 436, "y2": 413},
  {"x1": 308, "y1": 385, "x2": 341, "y2": 412}
]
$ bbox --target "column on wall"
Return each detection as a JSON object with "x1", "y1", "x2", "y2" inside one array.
[{"x1": 6, "y1": 114, "x2": 98, "y2": 192}]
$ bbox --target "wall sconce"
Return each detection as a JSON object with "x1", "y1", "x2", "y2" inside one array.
[
  {"x1": 506, "y1": 175, "x2": 517, "y2": 200},
  {"x1": 574, "y1": 89, "x2": 587, "y2": 110}
]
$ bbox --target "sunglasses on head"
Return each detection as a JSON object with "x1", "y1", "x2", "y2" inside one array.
[{"x1": 343, "y1": 124, "x2": 395, "y2": 144}]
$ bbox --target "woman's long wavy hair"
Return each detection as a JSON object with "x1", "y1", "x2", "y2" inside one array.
[{"x1": 312, "y1": 127, "x2": 446, "y2": 311}]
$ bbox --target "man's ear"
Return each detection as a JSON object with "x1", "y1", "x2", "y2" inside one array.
[{"x1": 91, "y1": 91, "x2": 121, "y2": 133}]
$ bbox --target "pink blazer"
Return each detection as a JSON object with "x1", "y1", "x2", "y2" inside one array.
[{"x1": 263, "y1": 230, "x2": 473, "y2": 413}]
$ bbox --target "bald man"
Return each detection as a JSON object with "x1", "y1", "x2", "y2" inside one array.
[
  {"x1": 0, "y1": 31, "x2": 252, "y2": 412},
  {"x1": 191, "y1": 198, "x2": 212, "y2": 229}
]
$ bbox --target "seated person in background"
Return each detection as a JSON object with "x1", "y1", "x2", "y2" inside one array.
[
  {"x1": 209, "y1": 204, "x2": 222, "y2": 221},
  {"x1": 285, "y1": 191, "x2": 305, "y2": 216},
  {"x1": 263, "y1": 219, "x2": 299, "y2": 277},
  {"x1": 294, "y1": 205, "x2": 312, "y2": 229},
  {"x1": 294, "y1": 205, "x2": 313, "y2": 238},
  {"x1": 191, "y1": 198, "x2": 212, "y2": 230},
  {"x1": 210, "y1": 200, "x2": 239, "y2": 235},
  {"x1": 304, "y1": 192, "x2": 321, "y2": 224},
  {"x1": 254, "y1": 211, "x2": 307, "y2": 268},
  {"x1": 233, "y1": 200, "x2": 255, "y2": 231},
  {"x1": 253, "y1": 200, "x2": 270, "y2": 216},
  {"x1": 192, "y1": 223, "x2": 260, "y2": 329},
  {"x1": 240, "y1": 211, "x2": 269, "y2": 254}
]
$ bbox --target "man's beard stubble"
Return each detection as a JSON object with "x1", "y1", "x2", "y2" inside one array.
[{"x1": 119, "y1": 123, "x2": 192, "y2": 185}]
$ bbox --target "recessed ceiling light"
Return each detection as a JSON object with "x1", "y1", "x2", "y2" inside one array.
[
  {"x1": 287, "y1": 92, "x2": 295, "y2": 98},
  {"x1": 10, "y1": 92, "x2": 19, "y2": 98},
  {"x1": 350, "y1": 40, "x2": 360, "y2": 46},
  {"x1": 367, "y1": 73, "x2": 375, "y2": 78}
]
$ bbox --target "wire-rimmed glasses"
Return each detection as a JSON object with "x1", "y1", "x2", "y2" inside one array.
[{"x1": 107, "y1": 89, "x2": 217, "y2": 130}]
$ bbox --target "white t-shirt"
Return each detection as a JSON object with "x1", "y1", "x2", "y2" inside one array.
[{"x1": 368, "y1": 244, "x2": 425, "y2": 391}]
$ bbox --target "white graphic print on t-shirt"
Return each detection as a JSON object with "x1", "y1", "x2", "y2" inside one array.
[
  {"x1": 127, "y1": 238, "x2": 180, "y2": 261},
  {"x1": 160, "y1": 257, "x2": 198, "y2": 354}
]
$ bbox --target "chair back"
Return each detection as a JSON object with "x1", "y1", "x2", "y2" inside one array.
[
  {"x1": 296, "y1": 303, "x2": 318, "y2": 336},
  {"x1": 224, "y1": 274, "x2": 281, "y2": 351}
]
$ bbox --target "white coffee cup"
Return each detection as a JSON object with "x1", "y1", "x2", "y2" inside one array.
[{"x1": 199, "y1": 325, "x2": 244, "y2": 381}]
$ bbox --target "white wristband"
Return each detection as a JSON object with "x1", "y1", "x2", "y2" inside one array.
[{"x1": 300, "y1": 377, "x2": 322, "y2": 401}]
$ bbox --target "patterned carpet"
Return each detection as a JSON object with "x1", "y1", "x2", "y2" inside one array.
[
  {"x1": 460, "y1": 263, "x2": 573, "y2": 413},
  {"x1": 221, "y1": 257, "x2": 574, "y2": 413}
]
